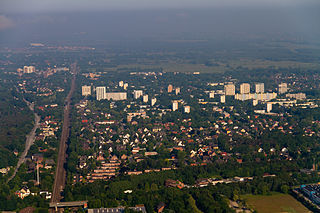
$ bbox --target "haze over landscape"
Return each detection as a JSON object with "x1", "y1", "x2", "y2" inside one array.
[
  {"x1": 1, "y1": 1, "x2": 320, "y2": 212},
  {"x1": 1, "y1": 0, "x2": 320, "y2": 46}
]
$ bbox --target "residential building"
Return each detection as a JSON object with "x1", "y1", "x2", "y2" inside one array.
[
  {"x1": 240, "y1": 83, "x2": 250, "y2": 94},
  {"x1": 175, "y1": 87, "x2": 180, "y2": 95},
  {"x1": 286, "y1": 93, "x2": 306, "y2": 100},
  {"x1": 96, "y1": 87, "x2": 106, "y2": 101},
  {"x1": 133, "y1": 90, "x2": 143, "y2": 99},
  {"x1": 235, "y1": 93, "x2": 277, "y2": 101},
  {"x1": 172, "y1": 101, "x2": 178, "y2": 111},
  {"x1": 220, "y1": 95, "x2": 226, "y2": 103},
  {"x1": 279, "y1": 83, "x2": 288, "y2": 94},
  {"x1": 88, "y1": 206, "x2": 146, "y2": 213},
  {"x1": 209, "y1": 92, "x2": 215, "y2": 99},
  {"x1": 151, "y1": 98, "x2": 157, "y2": 106},
  {"x1": 184, "y1": 106, "x2": 190, "y2": 113},
  {"x1": 123, "y1": 83, "x2": 128, "y2": 90},
  {"x1": 105, "y1": 92, "x2": 127, "y2": 101},
  {"x1": 119, "y1": 81, "x2": 124, "y2": 87},
  {"x1": 82, "y1": 85, "x2": 91, "y2": 96},
  {"x1": 255, "y1": 83, "x2": 264, "y2": 94},
  {"x1": 267, "y1": 103, "x2": 272, "y2": 112},
  {"x1": 23, "y1": 66, "x2": 35, "y2": 73},
  {"x1": 224, "y1": 83, "x2": 235, "y2": 96},
  {"x1": 143, "y1": 94, "x2": 148, "y2": 103},
  {"x1": 168, "y1": 84, "x2": 173, "y2": 93}
]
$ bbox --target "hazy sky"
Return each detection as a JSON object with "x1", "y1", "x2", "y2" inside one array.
[
  {"x1": 1, "y1": 0, "x2": 320, "y2": 13},
  {"x1": 0, "y1": 0, "x2": 319, "y2": 46}
]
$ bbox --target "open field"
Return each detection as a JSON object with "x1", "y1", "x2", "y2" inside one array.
[
  {"x1": 226, "y1": 59, "x2": 320, "y2": 70},
  {"x1": 97, "y1": 59, "x2": 320, "y2": 74},
  {"x1": 242, "y1": 193, "x2": 311, "y2": 213}
]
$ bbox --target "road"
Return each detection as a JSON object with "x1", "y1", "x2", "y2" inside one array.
[
  {"x1": 7, "y1": 100, "x2": 40, "y2": 183},
  {"x1": 51, "y1": 63, "x2": 77, "y2": 204}
]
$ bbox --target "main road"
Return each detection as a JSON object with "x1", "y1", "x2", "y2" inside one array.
[{"x1": 51, "y1": 63, "x2": 77, "y2": 204}]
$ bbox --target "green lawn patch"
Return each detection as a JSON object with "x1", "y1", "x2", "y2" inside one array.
[{"x1": 242, "y1": 193, "x2": 311, "y2": 213}]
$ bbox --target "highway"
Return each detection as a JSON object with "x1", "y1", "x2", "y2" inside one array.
[{"x1": 51, "y1": 63, "x2": 77, "y2": 205}]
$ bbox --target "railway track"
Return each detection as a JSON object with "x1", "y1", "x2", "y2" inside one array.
[{"x1": 51, "y1": 63, "x2": 77, "y2": 205}]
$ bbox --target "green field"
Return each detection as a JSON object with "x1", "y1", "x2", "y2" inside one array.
[
  {"x1": 98, "y1": 59, "x2": 320, "y2": 74},
  {"x1": 242, "y1": 193, "x2": 311, "y2": 213}
]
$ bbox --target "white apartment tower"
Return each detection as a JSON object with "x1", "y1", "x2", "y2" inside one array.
[
  {"x1": 172, "y1": 101, "x2": 178, "y2": 111},
  {"x1": 184, "y1": 106, "x2": 190, "y2": 113},
  {"x1": 278, "y1": 83, "x2": 288, "y2": 94},
  {"x1": 267, "y1": 103, "x2": 273, "y2": 112},
  {"x1": 23, "y1": 66, "x2": 35, "y2": 73},
  {"x1": 224, "y1": 83, "x2": 235, "y2": 96},
  {"x1": 151, "y1": 98, "x2": 157, "y2": 106},
  {"x1": 175, "y1": 87, "x2": 180, "y2": 95},
  {"x1": 143, "y1": 95, "x2": 148, "y2": 103},
  {"x1": 220, "y1": 95, "x2": 226, "y2": 103},
  {"x1": 96, "y1": 86, "x2": 106, "y2": 101},
  {"x1": 240, "y1": 83, "x2": 250, "y2": 94},
  {"x1": 123, "y1": 83, "x2": 128, "y2": 90},
  {"x1": 133, "y1": 90, "x2": 143, "y2": 99},
  {"x1": 82, "y1": 85, "x2": 91, "y2": 96},
  {"x1": 255, "y1": 83, "x2": 264, "y2": 94}
]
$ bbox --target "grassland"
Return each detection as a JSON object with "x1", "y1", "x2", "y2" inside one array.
[
  {"x1": 98, "y1": 59, "x2": 320, "y2": 74},
  {"x1": 242, "y1": 193, "x2": 311, "y2": 213}
]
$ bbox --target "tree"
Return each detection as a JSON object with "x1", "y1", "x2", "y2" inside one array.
[{"x1": 280, "y1": 185, "x2": 289, "y2": 194}]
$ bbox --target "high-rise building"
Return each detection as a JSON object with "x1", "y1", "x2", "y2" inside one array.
[
  {"x1": 278, "y1": 83, "x2": 288, "y2": 94},
  {"x1": 253, "y1": 99, "x2": 258, "y2": 106},
  {"x1": 220, "y1": 95, "x2": 226, "y2": 103},
  {"x1": 151, "y1": 98, "x2": 157, "y2": 106},
  {"x1": 168, "y1": 84, "x2": 173, "y2": 93},
  {"x1": 224, "y1": 83, "x2": 235, "y2": 96},
  {"x1": 240, "y1": 83, "x2": 250, "y2": 94},
  {"x1": 267, "y1": 103, "x2": 272, "y2": 112},
  {"x1": 119, "y1": 81, "x2": 124, "y2": 87},
  {"x1": 175, "y1": 87, "x2": 180, "y2": 95},
  {"x1": 255, "y1": 83, "x2": 264, "y2": 94},
  {"x1": 96, "y1": 87, "x2": 106, "y2": 101},
  {"x1": 209, "y1": 92, "x2": 215, "y2": 99},
  {"x1": 105, "y1": 92, "x2": 127, "y2": 100},
  {"x1": 82, "y1": 85, "x2": 91, "y2": 96},
  {"x1": 23, "y1": 66, "x2": 35, "y2": 73},
  {"x1": 143, "y1": 95, "x2": 148, "y2": 103},
  {"x1": 123, "y1": 83, "x2": 128, "y2": 90},
  {"x1": 184, "y1": 106, "x2": 190, "y2": 113},
  {"x1": 133, "y1": 90, "x2": 143, "y2": 99},
  {"x1": 172, "y1": 101, "x2": 178, "y2": 111}
]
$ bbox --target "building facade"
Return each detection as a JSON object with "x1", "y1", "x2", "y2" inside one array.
[
  {"x1": 82, "y1": 85, "x2": 91, "y2": 96},
  {"x1": 96, "y1": 87, "x2": 106, "y2": 101}
]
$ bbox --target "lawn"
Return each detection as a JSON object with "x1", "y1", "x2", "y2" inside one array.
[{"x1": 242, "y1": 193, "x2": 311, "y2": 213}]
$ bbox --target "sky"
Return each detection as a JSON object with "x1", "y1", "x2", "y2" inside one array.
[
  {"x1": 0, "y1": 0, "x2": 320, "y2": 46},
  {"x1": 1, "y1": 0, "x2": 320, "y2": 13}
]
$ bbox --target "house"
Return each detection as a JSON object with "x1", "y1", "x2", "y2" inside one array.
[
  {"x1": 165, "y1": 179, "x2": 184, "y2": 189},
  {"x1": 15, "y1": 186, "x2": 30, "y2": 199}
]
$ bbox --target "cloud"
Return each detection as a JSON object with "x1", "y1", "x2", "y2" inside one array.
[{"x1": 0, "y1": 15, "x2": 14, "y2": 30}]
